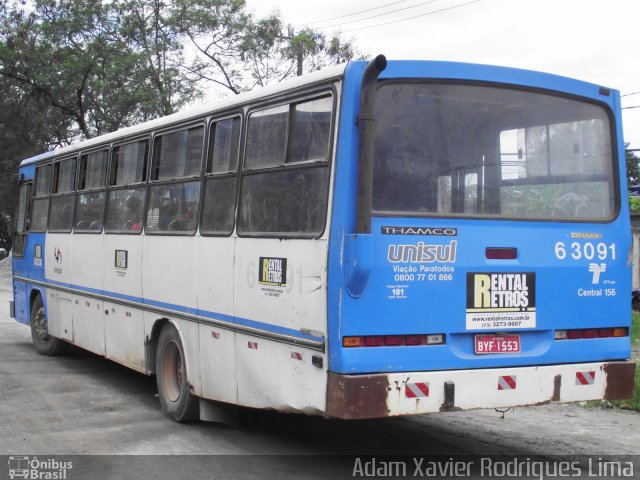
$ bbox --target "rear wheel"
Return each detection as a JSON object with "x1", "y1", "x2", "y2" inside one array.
[
  {"x1": 30, "y1": 294, "x2": 67, "y2": 356},
  {"x1": 156, "y1": 323, "x2": 199, "y2": 422}
]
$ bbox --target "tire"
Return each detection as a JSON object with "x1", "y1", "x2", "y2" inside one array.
[
  {"x1": 30, "y1": 294, "x2": 67, "y2": 356},
  {"x1": 156, "y1": 323, "x2": 199, "y2": 422}
]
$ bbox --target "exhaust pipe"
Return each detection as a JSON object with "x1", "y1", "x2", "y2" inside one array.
[{"x1": 355, "y1": 54, "x2": 387, "y2": 234}]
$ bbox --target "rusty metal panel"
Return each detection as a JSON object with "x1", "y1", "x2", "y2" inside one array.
[
  {"x1": 326, "y1": 372, "x2": 390, "y2": 419},
  {"x1": 603, "y1": 361, "x2": 636, "y2": 400}
]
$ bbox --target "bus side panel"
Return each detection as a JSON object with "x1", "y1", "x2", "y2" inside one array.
[
  {"x1": 104, "y1": 301, "x2": 145, "y2": 373},
  {"x1": 45, "y1": 288, "x2": 73, "y2": 341},
  {"x1": 235, "y1": 333, "x2": 326, "y2": 413},
  {"x1": 142, "y1": 236, "x2": 198, "y2": 312},
  {"x1": 102, "y1": 235, "x2": 143, "y2": 300},
  {"x1": 43, "y1": 231, "x2": 74, "y2": 340},
  {"x1": 72, "y1": 294, "x2": 105, "y2": 356},
  {"x1": 12, "y1": 280, "x2": 29, "y2": 325},
  {"x1": 199, "y1": 324, "x2": 237, "y2": 404},
  {"x1": 45, "y1": 233, "x2": 73, "y2": 288},
  {"x1": 71, "y1": 234, "x2": 105, "y2": 355},
  {"x1": 233, "y1": 238, "x2": 328, "y2": 336},
  {"x1": 195, "y1": 236, "x2": 235, "y2": 320}
]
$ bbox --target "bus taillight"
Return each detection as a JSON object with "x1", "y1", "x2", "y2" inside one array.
[
  {"x1": 342, "y1": 334, "x2": 445, "y2": 347},
  {"x1": 554, "y1": 327, "x2": 628, "y2": 340}
]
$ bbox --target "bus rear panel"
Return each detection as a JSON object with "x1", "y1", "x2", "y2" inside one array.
[{"x1": 326, "y1": 60, "x2": 634, "y2": 419}]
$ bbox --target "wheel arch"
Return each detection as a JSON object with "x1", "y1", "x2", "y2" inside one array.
[
  {"x1": 28, "y1": 287, "x2": 44, "y2": 322},
  {"x1": 145, "y1": 316, "x2": 171, "y2": 375},
  {"x1": 146, "y1": 316, "x2": 202, "y2": 396}
]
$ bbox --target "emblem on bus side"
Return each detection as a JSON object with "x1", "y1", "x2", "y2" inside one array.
[
  {"x1": 259, "y1": 257, "x2": 287, "y2": 287},
  {"x1": 34, "y1": 244, "x2": 42, "y2": 267},
  {"x1": 53, "y1": 247, "x2": 62, "y2": 264},
  {"x1": 115, "y1": 250, "x2": 128, "y2": 269}
]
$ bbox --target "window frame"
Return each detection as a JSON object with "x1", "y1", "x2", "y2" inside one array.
[
  {"x1": 237, "y1": 89, "x2": 336, "y2": 239},
  {"x1": 105, "y1": 135, "x2": 151, "y2": 235},
  {"x1": 48, "y1": 155, "x2": 78, "y2": 233},
  {"x1": 369, "y1": 79, "x2": 620, "y2": 223},
  {"x1": 31, "y1": 163, "x2": 52, "y2": 233},
  {"x1": 145, "y1": 121, "x2": 206, "y2": 236},
  {"x1": 150, "y1": 122, "x2": 206, "y2": 183},
  {"x1": 199, "y1": 113, "x2": 243, "y2": 237},
  {"x1": 74, "y1": 146, "x2": 109, "y2": 233},
  {"x1": 52, "y1": 155, "x2": 78, "y2": 195}
]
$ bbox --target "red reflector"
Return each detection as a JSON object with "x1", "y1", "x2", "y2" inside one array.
[
  {"x1": 485, "y1": 247, "x2": 517, "y2": 260},
  {"x1": 598, "y1": 328, "x2": 612, "y2": 338},
  {"x1": 385, "y1": 335, "x2": 404, "y2": 346},
  {"x1": 567, "y1": 330, "x2": 583, "y2": 339},
  {"x1": 405, "y1": 335, "x2": 425, "y2": 346},
  {"x1": 583, "y1": 329, "x2": 598, "y2": 339},
  {"x1": 364, "y1": 336, "x2": 384, "y2": 347}
]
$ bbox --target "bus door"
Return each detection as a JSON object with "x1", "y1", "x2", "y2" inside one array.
[{"x1": 11, "y1": 176, "x2": 33, "y2": 324}]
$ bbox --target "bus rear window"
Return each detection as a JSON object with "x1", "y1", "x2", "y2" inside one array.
[{"x1": 372, "y1": 83, "x2": 615, "y2": 220}]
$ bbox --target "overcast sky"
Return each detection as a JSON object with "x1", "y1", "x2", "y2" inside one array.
[{"x1": 245, "y1": 0, "x2": 640, "y2": 151}]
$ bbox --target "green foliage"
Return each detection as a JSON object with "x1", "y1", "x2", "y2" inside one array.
[
  {"x1": 0, "y1": 0, "x2": 360, "y2": 246},
  {"x1": 0, "y1": 0, "x2": 200, "y2": 139},
  {"x1": 630, "y1": 194, "x2": 640, "y2": 214},
  {"x1": 626, "y1": 144, "x2": 640, "y2": 187}
]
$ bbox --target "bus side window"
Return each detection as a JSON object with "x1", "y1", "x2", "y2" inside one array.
[
  {"x1": 105, "y1": 139, "x2": 149, "y2": 233},
  {"x1": 201, "y1": 116, "x2": 241, "y2": 235},
  {"x1": 75, "y1": 149, "x2": 108, "y2": 232},
  {"x1": 31, "y1": 164, "x2": 51, "y2": 233},
  {"x1": 146, "y1": 125, "x2": 204, "y2": 234},
  {"x1": 48, "y1": 157, "x2": 76, "y2": 232},
  {"x1": 238, "y1": 95, "x2": 333, "y2": 236}
]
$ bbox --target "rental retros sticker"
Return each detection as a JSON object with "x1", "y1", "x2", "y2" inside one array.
[
  {"x1": 466, "y1": 272, "x2": 536, "y2": 330},
  {"x1": 258, "y1": 257, "x2": 287, "y2": 298}
]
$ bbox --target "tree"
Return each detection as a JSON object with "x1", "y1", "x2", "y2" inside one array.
[
  {"x1": 0, "y1": 0, "x2": 199, "y2": 139},
  {"x1": 0, "y1": 0, "x2": 361, "y2": 250},
  {"x1": 175, "y1": 5, "x2": 363, "y2": 93}
]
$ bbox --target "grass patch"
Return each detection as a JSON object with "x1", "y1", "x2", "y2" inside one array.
[{"x1": 632, "y1": 312, "x2": 640, "y2": 346}]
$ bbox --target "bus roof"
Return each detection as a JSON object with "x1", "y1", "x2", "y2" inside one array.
[
  {"x1": 19, "y1": 62, "x2": 348, "y2": 167},
  {"x1": 19, "y1": 58, "x2": 618, "y2": 168}
]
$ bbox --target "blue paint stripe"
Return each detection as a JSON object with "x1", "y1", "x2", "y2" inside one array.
[{"x1": 43, "y1": 278, "x2": 324, "y2": 343}]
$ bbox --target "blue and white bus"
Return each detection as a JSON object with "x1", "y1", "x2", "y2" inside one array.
[{"x1": 10, "y1": 56, "x2": 635, "y2": 421}]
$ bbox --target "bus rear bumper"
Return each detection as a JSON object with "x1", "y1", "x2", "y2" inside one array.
[{"x1": 326, "y1": 361, "x2": 636, "y2": 420}]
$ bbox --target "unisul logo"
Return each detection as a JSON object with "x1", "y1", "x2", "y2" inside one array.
[
  {"x1": 53, "y1": 247, "x2": 63, "y2": 264},
  {"x1": 8, "y1": 456, "x2": 73, "y2": 479}
]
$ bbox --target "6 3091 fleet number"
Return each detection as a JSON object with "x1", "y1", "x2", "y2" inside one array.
[{"x1": 554, "y1": 242, "x2": 615, "y2": 261}]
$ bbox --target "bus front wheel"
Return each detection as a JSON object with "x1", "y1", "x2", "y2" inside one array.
[
  {"x1": 156, "y1": 323, "x2": 199, "y2": 422},
  {"x1": 30, "y1": 294, "x2": 67, "y2": 356}
]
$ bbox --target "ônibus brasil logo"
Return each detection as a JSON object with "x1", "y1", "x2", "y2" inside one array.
[{"x1": 8, "y1": 456, "x2": 73, "y2": 479}]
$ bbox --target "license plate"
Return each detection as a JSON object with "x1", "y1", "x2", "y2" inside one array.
[{"x1": 474, "y1": 334, "x2": 521, "y2": 354}]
